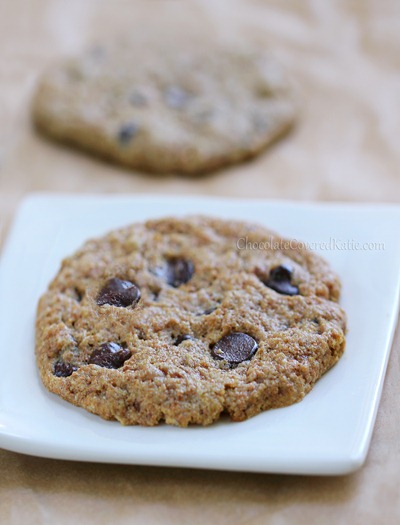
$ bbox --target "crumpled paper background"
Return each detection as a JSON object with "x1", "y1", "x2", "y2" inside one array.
[{"x1": 1, "y1": 0, "x2": 399, "y2": 523}]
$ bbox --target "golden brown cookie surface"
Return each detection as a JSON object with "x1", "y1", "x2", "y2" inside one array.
[
  {"x1": 32, "y1": 41, "x2": 296, "y2": 174},
  {"x1": 36, "y1": 216, "x2": 346, "y2": 426}
]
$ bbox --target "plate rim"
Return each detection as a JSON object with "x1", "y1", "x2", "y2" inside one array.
[{"x1": 1, "y1": 192, "x2": 399, "y2": 475}]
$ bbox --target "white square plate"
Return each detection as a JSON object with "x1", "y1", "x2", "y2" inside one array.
[{"x1": 0, "y1": 194, "x2": 399, "y2": 475}]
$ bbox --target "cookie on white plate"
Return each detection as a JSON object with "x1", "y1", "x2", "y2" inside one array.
[{"x1": 35, "y1": 216, "x2": 346, "y2": 426}]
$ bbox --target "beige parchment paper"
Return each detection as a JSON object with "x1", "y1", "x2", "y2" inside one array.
[{"x1": 0, "y1": 1, "x2": 399, "y2": 523}]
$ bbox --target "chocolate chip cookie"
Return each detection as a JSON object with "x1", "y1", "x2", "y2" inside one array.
[
  {"x1": 35, "y1": 216, "x2": 346, "y2": 426},
  {"x1": 32, "y1": 40, "x2": 296, "y2": 175}
]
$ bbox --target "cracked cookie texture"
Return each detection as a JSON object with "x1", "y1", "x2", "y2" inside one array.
[
  {"x1": 35, "y1": 216, "x2": 346, "y2": 426},
  {"x1": 32, "y1": 40, "x2": 296, "y2": 174}
]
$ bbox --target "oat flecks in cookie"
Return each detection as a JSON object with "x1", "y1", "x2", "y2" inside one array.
[
  {"x1": 32, "y1": 40, "x2": 297, "y2": 175},
  {"x1": 35, "y1": 216, "x2": 346, "y2": 427}
]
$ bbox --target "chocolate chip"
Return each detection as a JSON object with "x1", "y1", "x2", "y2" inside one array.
[
  {"x1": 212, "y1": 333, "x2": 258, "y2": 364},
  {"x1": 203, "y1": 307, "x2": 217, "y2": 315},
  {"x1": 151, "y1": 289, "x2": 160, "y2": 302},
  {"x1": 256, "y1": 85, "x2": 272, "y2": 98},
  {"x1": 264, "y1": 265, "x2": 299, "y2": 296},
  {"x1": 73, "y1": 287, "x2": 83, "y2": 302},
  {"x1": 97, "y1": 278, "x2": 141, "y2": 307},
  {"x1": 137, "y1": 330, "x2": 146, "y2": 341},
  {"x1": 174, "y1": 334, "x2": 193, "y2": 345},
  {"x1": 117, "y1": 122, "x2": 139, "y2": 145},
  {"x1": 53, "y1": 361, "x2": 77, "y2": 377},
  {"x1": 165, "y1": 258, "x2": 194, "y2": 287},
  {"x1": 164, "y1": 86, "x2": 191, "y2": 109},
  {"x1": 89, "y1": 342, "x2": 131, "y2": 369},
  {"x1": 196, "y1": 306, "x2": 217, "y2": 316}
]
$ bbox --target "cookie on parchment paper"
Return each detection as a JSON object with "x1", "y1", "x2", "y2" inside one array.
[{"x1": 32, "y1": 41, "x2": 296, "y2": 175}]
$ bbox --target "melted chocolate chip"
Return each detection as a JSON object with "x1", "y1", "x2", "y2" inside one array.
[
  {"x1": 174, "y1": 334, "x2": 193, "y2": 345},
  {"x1": 165, "y1": 258, "x2": 194, "y2": 287},
  {"x1": 196, "y1": 306, "x2": 217, "y2": 316},
  {"x1": 256, "y1": 86, "x2": 272, "y2": 98},
  {"x1": 264, "y1": 265, "x2": 299, "y2": 296},
  {"x1": 212, "y1": 333, "x2": 258, "y2": 364},
  {"x1": 203, "y1": 307, "x2": 217, "y2": 315},
  {"x1": 53, "y1": 361, "x2": 77, "y2": 377},
  {"x1": 89, "y1": 342, "x2": 131, "y2": 369},
  {"x1": 164, "y1": 86, "x2": 191, "y2": 109},
  {"x1": 117, "y1": 122, "x2": 139, "y2": 145},
  {"x1": 97, "y1": 278, "x2": 141, "y2": 307},
  {"x1": 73, "y1": 287, "x2": 83, "y2": 302}
]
